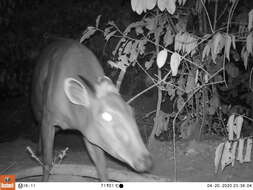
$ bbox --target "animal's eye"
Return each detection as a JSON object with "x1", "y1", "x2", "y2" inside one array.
[{"x1": 101, "y1": 112, "x2": 112, "y2": 122}]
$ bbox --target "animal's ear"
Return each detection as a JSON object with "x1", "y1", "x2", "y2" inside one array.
[
  {"x1": 64, "y1": 78, "x2": 90, "y2": 107},
  {"x1": 95, "y1": 76, "x2": 119, "y2": 98}
]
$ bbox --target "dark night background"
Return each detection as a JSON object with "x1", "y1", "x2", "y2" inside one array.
[{"x1": 0, "y1": 0, "x2": 138, "y2": 140}]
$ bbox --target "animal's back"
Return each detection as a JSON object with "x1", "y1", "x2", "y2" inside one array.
[{"x1": 31, "y1": 39, "x2": 104, "y2": 126}]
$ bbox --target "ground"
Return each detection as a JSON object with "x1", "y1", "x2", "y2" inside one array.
[{"x1": 0, "y1": 96, "x2": 252, "y2": 182}]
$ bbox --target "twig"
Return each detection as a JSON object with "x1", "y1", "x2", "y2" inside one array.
[
  {"x1": 222, "y1": 0, "x2": 239, "y2": 89},
  {"x1": 143, "y1": 110, "x2": 156, "y2": 119},
  {"x1": 200, "y1": 0, "x2": 214, "y2": 33},
  {"x1": 213, "y1": 0, "x2": 218, "y2": 31},
  {"x1": 127, "y1": 71, "x2": 171, "y2": 104},
  {"x1": 26, "y1": 146, "x2": 44, "y2": 166}
]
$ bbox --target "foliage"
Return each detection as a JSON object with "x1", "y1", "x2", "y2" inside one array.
[
  {"x1": 81, "y1": 0, "x2": 253, "y2": 149},
  {"x1": 215, "y1": 115, "x2": 252, "y2": 173},
  {"x1": 131, "y1": 0, "x2": 187, "y2": 15}
]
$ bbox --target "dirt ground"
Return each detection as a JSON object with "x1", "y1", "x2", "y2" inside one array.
[{"x1": 0, "y1": 96, "x2": 253, "y2": 182}]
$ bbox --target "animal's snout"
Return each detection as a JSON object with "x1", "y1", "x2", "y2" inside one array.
[{"x1": 133, "y1": 153, "x2": 152, "y2": 172}]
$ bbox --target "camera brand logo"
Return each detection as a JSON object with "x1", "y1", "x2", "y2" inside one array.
[{"x1": 0, "y1": 175, "x2": 15, "y2": 190}]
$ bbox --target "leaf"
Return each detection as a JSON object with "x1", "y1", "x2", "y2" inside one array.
[
  {"x1": 221, "y1": 142, "x2": 232, "y2": 172},
  {"x1": 105, "y1": 30, "x2": 117, "y2": 41},
  {"x1": 246, "y1": 32, "x2": 253, "y2": 55},
  {"x1": 177, "y1": 0, "x2": 186, "y2": 5},
  {"x1": 177, "y1": 96, "x2": 184, "y2": 110},
  {"x1": 108, "y1": 21, "x2": 116, "y2": 27},
  {"x1": 213, "y1": 32, "x2": 225, "y2": 55},
  {"x1": 211, "y1": 33, "x2": 225, "y2": 63},
  {"x1": 166, "y1": 83, "x2": 175, "y2": 100},
  {"x1": 158, "y1": 0, "x2": 176, "y2": 14},
  {"x1": 124, "y1": 21, "x2": 145, "y2": 34},
  {"x1": 154, "y1": 25, "x2": 163, "y2": 43},
  {"x1": 129, "y1": 41, "x2": 139, "y2": 63},
  {"x1": 183, "y1": 33, "x2": 189, "y2": 52},
  {"x1": 157, "y1": 49, "x2": 168, "y2": 68},
  {"x1": 214, "y1": 142, "x2": 225, "y2": 173},
  {"x1": 163, "y1": 29, "x2": 174, "y2": 47},
  {"x1": 208, "y1": 106, "x2": 216, "y2": 116},
  {"x1": 210, "y1": 95, "x2": 220, "y2": 110},
  {"x1": 166, "y1": 0, "x2": 176, "y2": 14},
  {"x1": 112, "y1": 37, "x2": 125, "y2": 56},
  {"x1": 190, "y1": 37, "x2": 198, "y2": 56},
  {"x1": 225, "y1": 34, "x2": 232, "y2": 61},
  {"x1": 185, "y1": 73, "x2": 195, "y2": 93},
  {"x1": 123, "y1": 41, "x2": 132, "y2": 55},
  {"x1": 118, "y1": 55, "x2": 130, "y2": 71},
  {"x1": 179, "y1": 118, "x2": 192, "y2": 139},
  {"x1": 202, "y1": 43, "x2": 211, "y2": 61},
  {"x1": 145, "y1": 60, "x2": 153, "y2": 70},
  {"x1": 135, "y1": 26, "x2": 144, "y2": 35},
  {"x1": 80, "y1": 26, "x2": 96, "y2": 43},
  {"x1": 144, "y1": 17, "x2": 156, "y2": 31},
  {"x1": 174, "y1": 32, "x2": 181, "y2": 51},
  {"x1": 181, "y1": 32, "x2": 188, "y2": 51},
  {"x1": 177, "y1": 76, "x2": 185, "y2": 96},
  {"x1": 248, "y1": 9, "x2": 253, "y2": 31},
  {"x1": 157, "y1": 0, "x2": 167, "y2": 11},
  {"x1": 244, "y1": 138, "x2": 252, "y2": 162},
  {"x1": 131, "y1": 0, "x2": 145, "y2": 15},
  {"x1": 211, "y1": 44, "x2": 217, "y2": 63},
  {"x1": 146, "y1": 0, "x2": 156, "y2": 10},
  {"x1": 178, "y1": 33, "x2": 198, "y2": 56},
  {"x1": 107, "y1": 60, "x2": 126, "y2": 71},
  {"x1": 195, "y1": 69, "x2": 199, "y2": 84},
  {"x1": 104, "y1": 26, "x2": 113, "y2": 36},
  {"x1": 231, "y1": 34, "x2": 236, "y2": 49},
  {"x1": 227, "y1": 114, "x2": 235, "y2": 140},
  {"x1": 145, "y1": 55, "x2": 155, "y2": 69},
  {"x1": 234, "y1": 116, "x2": 243, "y2": 139},
  {"x1": 208, "y1": 95, "x2": 220, "y2": 115},
  {"x1": 96, "y1": 15, "x2": 101, "y2": 28},
  {"x1": 237, "y1": 138, "x2": 245, "y2": 163},
  {"x1": 137, "y1": 39, "x2": 147, "y2": 55},
  {"x1": 131, "y1": 0, "x2": 138, "y2": 14},
  {"x1": 241, "y1": 47, "x2": 249, "y2": 69},
  {"x1": 170, "y1": 52, "x2": 181, "y2": 76},
  {"x1": 204, "y1": 73, "x2": 208, "y2": 83}
]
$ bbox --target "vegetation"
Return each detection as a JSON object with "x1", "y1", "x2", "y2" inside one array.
[
  {"x1": 0, "y1": 0, "x2": 252, "y2": 175},
  {"x1": 82, "y1": 0, "x2": 253, "y2": 173}
]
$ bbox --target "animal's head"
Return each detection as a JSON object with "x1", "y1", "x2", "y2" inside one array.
[{"x1": 63, "y1": 76, "x2": 152, "y2": 172}]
